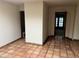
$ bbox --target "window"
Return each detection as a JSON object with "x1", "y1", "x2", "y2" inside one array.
[
  {"x1": 59, "y1": 17, "x2": 63, "y2": 27},
  {"x1": 56, "y1": 17, "x2": 58, "y2": 27},
  {"x1": 55, "y1": 17, "x2": 64, "y2": 27}
]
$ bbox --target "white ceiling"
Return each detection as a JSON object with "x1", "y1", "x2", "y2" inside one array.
[{"x1": 3, "y1": 0, "x2": 79, "y2": 5}]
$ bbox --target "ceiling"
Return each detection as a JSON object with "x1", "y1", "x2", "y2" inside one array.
[{"x1": 3, "y1": 0, "x2": 79, "y2": 5}]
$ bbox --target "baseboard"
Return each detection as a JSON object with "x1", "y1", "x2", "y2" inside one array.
[
  {"x1": 26, "y1": 42, "x2": 42, "y2": 46},
  {"x1": 72, "y1": 38, "x2": 79, "y2": 40},
  {"x1": 65, "y1": 37, "x2": 72, "y2": 40},
  {"x1": 43, "y1": 35, "x2": 54, "y2": 45},
  {"x1": 43, "y1": 37, "x2": 49, "y2": 45},
  {"x1": 0, "y1": 37, "x2": 21, "y2": 48}
]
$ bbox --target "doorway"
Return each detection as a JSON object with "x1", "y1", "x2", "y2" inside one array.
[
  {"x1": 54, "y1": 12, "x2": 67, "y2": 37},
  {"x1": 20, "y1": 11, "x2": 25, "y2": 38}
]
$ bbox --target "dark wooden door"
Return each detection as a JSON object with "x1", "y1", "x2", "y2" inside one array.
[
  {"x1": 54, "y1": 12, "x2": 67, "y2": 37},
  {"x1": 20, "y1": 11, "x2": 25, "y2": 38}
]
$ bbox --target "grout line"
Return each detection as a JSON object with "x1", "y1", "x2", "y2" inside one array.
[
  {"x1": 29, "y1": 45, "x2": 38, "y2": 58},
  {"x1": 52, "y1": 36, "x2": 57, "y2": 58},
  {"x1": 44, "y1": 39, "x2": 52, "y2": 58}
]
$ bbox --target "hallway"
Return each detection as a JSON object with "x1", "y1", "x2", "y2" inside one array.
[{"x1": 0, "y1": 37, "x2": 79, "y2": 58}]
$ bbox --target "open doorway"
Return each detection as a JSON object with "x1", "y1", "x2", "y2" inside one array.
[
  {"x1": 54, "y1": 12, "x2": 67, "y2": 37},
  {"x1": 20, "y1": 11, "x2": 25, "y2": 38}
]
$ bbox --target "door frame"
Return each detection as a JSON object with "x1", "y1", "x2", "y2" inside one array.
[
  {"x1": 54, "y1": 12, "x2": 67, "y2": 37},
  {"x1": 20, "y1": 11, "x2": 25, "y2": 38}
]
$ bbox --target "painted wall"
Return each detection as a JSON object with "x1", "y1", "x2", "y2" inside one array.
[
  {"x1": 24, "y1": 1, "x2": 43, "y2": 45},
  {"x1": 0, "y1": 1, "x2": 21, "y2": 47},
  {"x1": 48, "y1": 5, "x2": 76, "y2": 39},
  {"x1": 73, "y1": 5, "x2": 79, "y2": 40},
  {"x1": 19, "y1": 4, "x2": 24, "y2": 11},
  {"x1": 43, "y1": 3, "x2": 49, "y2": 43}
]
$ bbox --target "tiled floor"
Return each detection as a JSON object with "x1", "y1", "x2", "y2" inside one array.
[{"x1": 0, "y1": 36, "x2": 79, "y2": 58}]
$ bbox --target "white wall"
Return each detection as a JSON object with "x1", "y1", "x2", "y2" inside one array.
[
  {"x1": 24, "y1": 1, "x2": 43, "y2": 45},
  {"x1": 43, "y1": 3, "x2": 49, "y2": 42},
  {"x1": 19, "y1": 4, "x2": 24, "y2": 11},
  {"x1": 73, "y1": 5, "x2": 79, "y2": 40},
  {"x1": 0, "y1": 1, "x2": 21, "y2": 47},
  {"x1": 48, "y1": 5, "x2": 76, "y2": 39}
]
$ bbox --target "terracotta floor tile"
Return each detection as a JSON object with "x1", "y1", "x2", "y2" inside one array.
[
  {"x1": 33, "y1": 51, "x2": 40, "y2": 54},
  {"x1": 47, "y1": 50, "x2": 53, "y2": 54},
  {"x1": 45, "y1": 54, "x2": 53, "y2": 58},
  {"x1": 0, "y1": 36, "x2": 79, "y2": 58},
  {"x1": 30, "y1": 54, "x2": 38, "y2": 58},
  {"x1": 67, "y1": 50, "x2": 75, "y2": 58},
  {"x1": 37, "y1": 54, "x2": 45, "y2": 58},
  {"x1": 53, "y1": 49, "x2": 60, "y2": 58},
  {"x1": 60, "y1": 50, "x2": 67, "y2": 58}
]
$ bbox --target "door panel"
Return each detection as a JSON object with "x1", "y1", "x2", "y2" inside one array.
[{"x1": 55, "y1": 12, "x2": 67, "y2": 37}]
